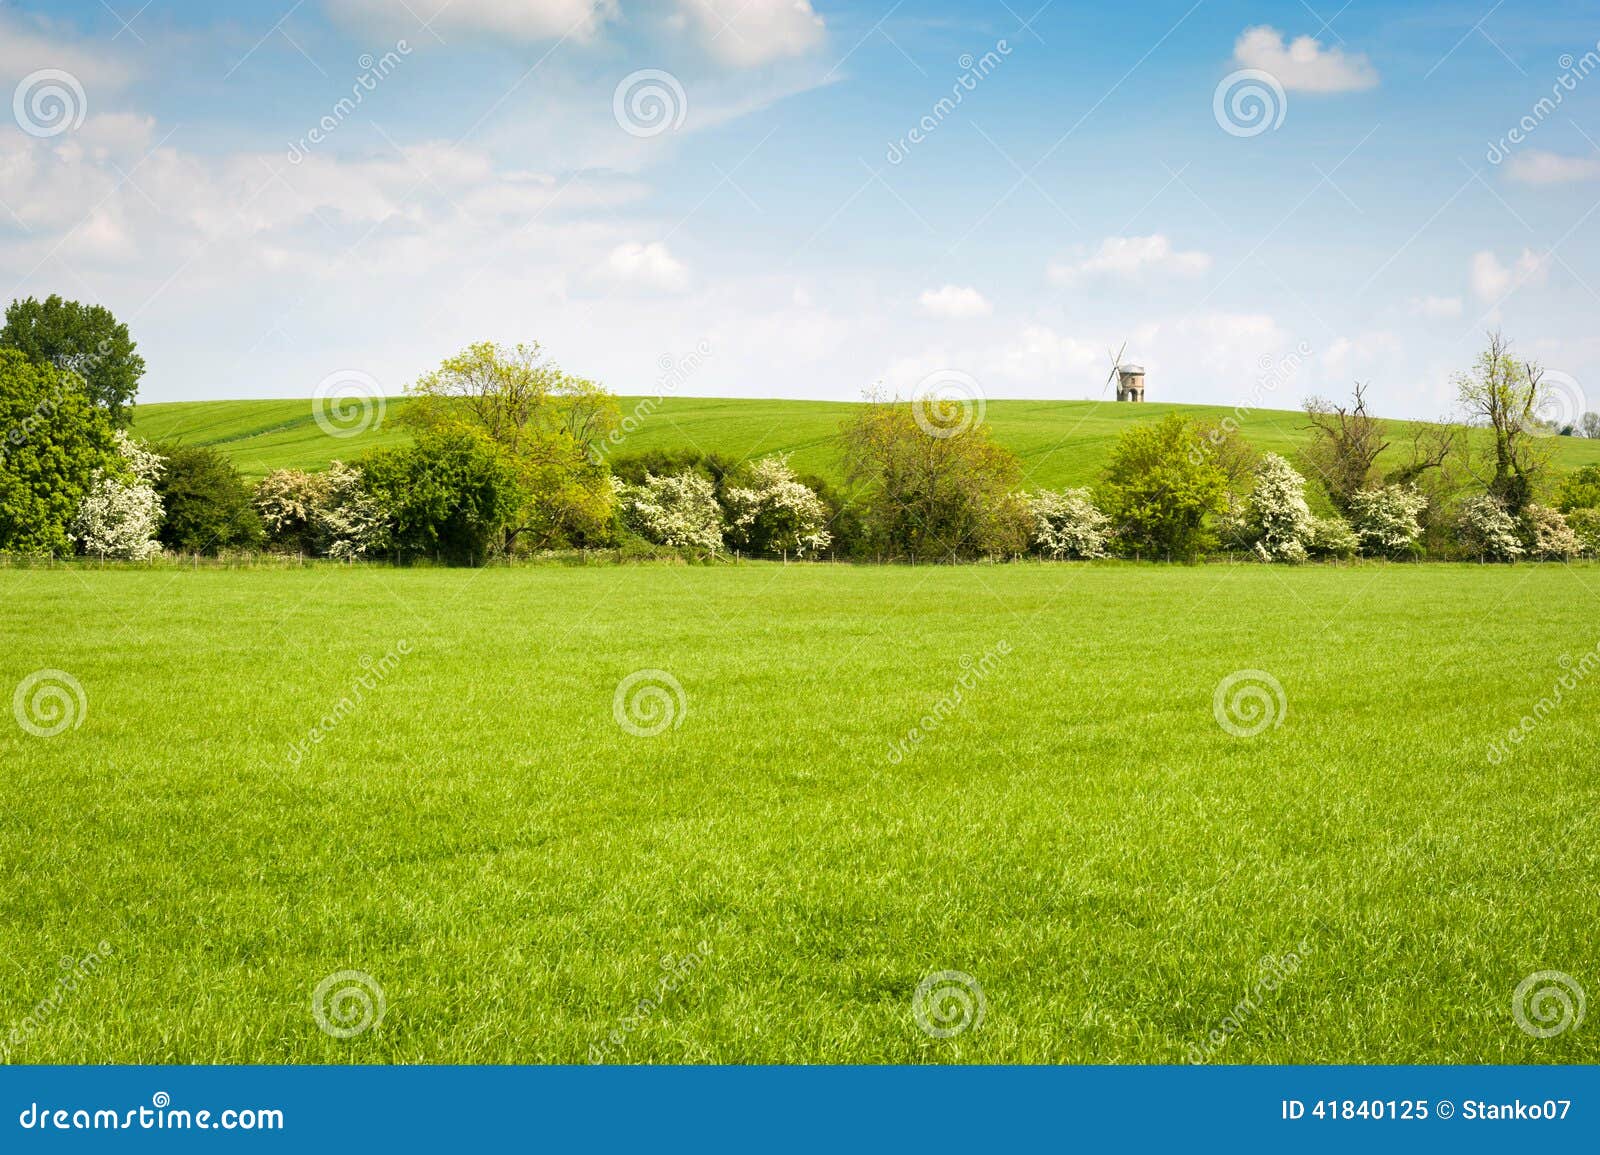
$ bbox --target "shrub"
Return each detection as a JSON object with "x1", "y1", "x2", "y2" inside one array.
[
  {"x1": 154, "y1": 443, "x2": 264, "y2": 553},
  {"x1": 1457, "y1": 494, "x2": 1525, "y2": 561},
  {"x1": 841, "y1": 397, "x2": 1027, "y2": 561},
  {"x1": 723, "y1": 455, "x2": 832, "y2": 557},
  {"x1": 617, "y1": 471, "x2": 725, "y2": 553},
  {"x1": 1522, "y1": 503, "x2": 1581, "y2": 560},
  {"x1": 1566, "y1": 508, "x2": 1600, "y2": 556},
  {"x1": 1026, "y1": 488, "x2": 1109, "y2": 559},
  {"x1": 1555, "y1": 465, "x2": 1600, "y2": 513},
  {"x1": 1100, "y1": 414, "x2": 1229, "y2": 560},
  {"x1": 318, "y1": 462, "x2": 388, "y2": 561},
  {"x1": 1247, "y1": 453, "x2": 1314, "y2": 563},
  {"x1": 1307, "y1": 515, "x2": 1358, "y2": 559},
  {"x1": 71, "y1": 431, "x2": 163, "y2": 559},
  {"x1": 1347, "y1": 485, "x2": 1427, "y2": 556},
  {"x1": 0, "y1": 348, "x2": 115, "y2": 554},
  {"x1": 255, "y1": 468, "x2": 326, "y2": 554},
  {"x1": 360, "y1": 430, "x2": 523, "y2": 565}
]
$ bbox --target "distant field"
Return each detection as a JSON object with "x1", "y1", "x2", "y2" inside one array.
[
  {"x1": 131, "y1": 396, "x2": 1600, "y2": 492},
  {"x1": 3, "y1": 564, "x2": 1596, "y2": 1063}
]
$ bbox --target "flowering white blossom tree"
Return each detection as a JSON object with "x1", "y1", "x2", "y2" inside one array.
[
  {"x1": 1523, "y1": 504, "x2": 1581, "y2": 560},
  {"x1": 1247, "y1": 453, "x2": 1314, "y2": 562},
  {"x1": 723, "y1": 455, "x2": 832, "y2": 557},
  {"x1": 618, "y1": 471, "x2": 725, "y2": 553},
  {"x1": 1347, "y1": 484, "x2": 1428, "y2": 556},
  {"x1": 1025, "y1": 488, "x2": 1109, "y2": 559},
  {"x1": 319, "y1": 462, "x2": 388, "y2": 560},
  {"x1": 70, "y1": 431, "x2": 163, "y2": 560},
  {"x1": 1457, "y1": 494, "x2": 1525, "y2": 561}
]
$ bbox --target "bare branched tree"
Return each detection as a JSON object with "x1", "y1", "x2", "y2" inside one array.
[{"x1": 1301, "y1": 383, "x2": 1389, "y2": 512}]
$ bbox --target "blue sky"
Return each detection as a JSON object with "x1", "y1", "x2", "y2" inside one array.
[{"x1": 2, "y1": 1, "x2": 1598, "y2": 420}]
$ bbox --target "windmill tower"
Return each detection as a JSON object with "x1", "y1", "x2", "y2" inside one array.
[{"x1": 1102, "y1": 344, "x2": 1146, "y2": 402}]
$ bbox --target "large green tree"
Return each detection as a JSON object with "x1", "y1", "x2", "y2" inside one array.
[
  {"x1": 1, "y1": 296, "x2": 146, "y2": 426},
  {"x1": 404, "y1": 342, "x2": 618, "y2": 550},
  {"x1": 0, "y1": 348, "x2": 116, "y2": 553},
  {"x1": 840, "y1": 396, "x2": 1027, "y2": 561},
  {"x1": 1100, "y1": 413, "x2": 1229, "y2": 559}
]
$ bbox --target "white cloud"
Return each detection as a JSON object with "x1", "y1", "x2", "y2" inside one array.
[
  {"x1": 326, "y1": 0, "x2": 617, "y2": 42},
  {"x1": 919, "y1": 284, "x2": 992, "y2": 320},
  {"x1": 1471, "y1": 249, "x2": 1547, "y2": 302},
  {"x1": 1408, "y1": 295, "x2": 1462, "y2": 319},
  {"x1": 0, "y1": 10, "x2": 136, "y2": 90},
  {"x1": 1505, "y1": 150, "x2": 1600, "y2": 185},
  {"x1": 673, "y1": 0, "x2": 826, "y2": 67},
  {"x1": 1048, "y1": 235, "x2": 1211, "y2": 286},
  {"x1": 1232, "y1": 25, "x2": 1378, "y2": 93},
  {"x1": 602, "y1": 241, "x2": 690, "y2": 292}
]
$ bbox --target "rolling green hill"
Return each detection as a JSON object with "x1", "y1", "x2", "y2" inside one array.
[{"x1": 131, "y1": 395, "x2": 1600, "y2": 493}]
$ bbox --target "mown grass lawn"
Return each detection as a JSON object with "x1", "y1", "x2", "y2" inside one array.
[{"x1": 2, "y1": 562, "x2": 1597, "y2": 1064}]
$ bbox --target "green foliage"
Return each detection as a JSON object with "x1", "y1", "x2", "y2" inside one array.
[
  {"x1": 404, "y1": 342, "x2": 619, "y2": 550},
  {"x1": 359, "y1": 429, "x2": 524, "y2": 565},
  {"x1": 840, "y1": 398, "x2": 1028, "y2": 560},
  {"x1": 0, "y1": 295, "x2": 145, "y2": 425},
  {"x1": 1556, "y1": 465, "x2": 1600, "y2": 513},
  {"x1": 1099, "y1": 414, "x2": 1229, "y2": 559},
  {"x1": 153, "y1": 443, "x2": 264, "y2": 553},
  {"x1": 609, "y1": 448, "x2": 740, "y2": 488},
  {"x1": 0, "y1": 348, "x2": 116, "y2": 554},
  {"x1": 1307, "y1": 515, "x2": 1359, "y2": 559},
  {"x1": 1566, "y1": 508, "x2": 1600, "y2": 556}
]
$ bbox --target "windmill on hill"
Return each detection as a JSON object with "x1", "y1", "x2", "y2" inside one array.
[{"x1": 1102, "y1": 342, "x2": 1146, "y2": 402}]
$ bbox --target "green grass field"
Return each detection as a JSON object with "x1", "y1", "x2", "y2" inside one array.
[
  {"x1": 3, "y1": 563, "x2": 1596, "y2": 1063},
  {"x1": 130, "y1": 396, "x2": 1600, "y2": 490}
]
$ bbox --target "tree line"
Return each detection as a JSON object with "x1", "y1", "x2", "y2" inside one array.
[{"x1": 0, "y1": 295, "x2": 1596, "y2": 565}]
